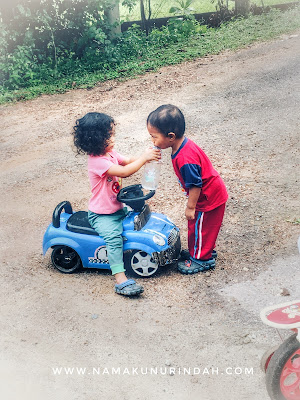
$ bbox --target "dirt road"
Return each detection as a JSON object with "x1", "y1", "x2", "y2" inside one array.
[{"x1": 0, "y1": 31, "x2": 299, "y2": 400}]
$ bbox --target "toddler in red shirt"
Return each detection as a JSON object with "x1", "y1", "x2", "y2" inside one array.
[{"x1": 147, "y1": 104, "x2": 228, "y2": 274}]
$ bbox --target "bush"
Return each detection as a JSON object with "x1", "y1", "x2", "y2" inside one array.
[
  {"x1": 0, "y1": 0, "x2": 116, "y2": 89},
  {"x1": 0, "y1": 3, "x2": 207, "y2": 91},
  {"x1": 0, "y1": 2, "x2": 299, "y2": 103}
]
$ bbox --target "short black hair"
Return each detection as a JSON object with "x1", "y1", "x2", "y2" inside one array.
[
  {"x1": 72, "y1": 112, "x2": 114, "y2": 156},
  {"x1": 147, "y1": 104, "x2": 185, "y2": 138}
]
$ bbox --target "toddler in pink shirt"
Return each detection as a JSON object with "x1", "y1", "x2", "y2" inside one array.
[{"x1": 72, "y1": 112, "x2": 160, "y2": 296}]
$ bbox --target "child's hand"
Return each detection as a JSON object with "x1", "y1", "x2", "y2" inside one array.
[
  {"x1": 143, "y1": 147, "x2": 161, "y2": 162},
  {"x1": 185, "y1": 206, "x2": 196, "y2": 220}
]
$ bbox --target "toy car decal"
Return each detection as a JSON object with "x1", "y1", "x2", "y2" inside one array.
[{"x1": 88, "y1": 245, "x2": 109, "y2": 264}]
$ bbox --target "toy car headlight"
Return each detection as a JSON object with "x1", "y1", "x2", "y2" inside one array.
[{"x1": 153, "y1": 234, "x2": 166, "y2": 247}]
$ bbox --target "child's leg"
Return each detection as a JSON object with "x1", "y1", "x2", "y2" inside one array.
[
  {"x1": 88, "y1": 209, "x2": 144, "y2": 295},
  {"x1": 188, "y1": 203, "x2": 226, "y2": 260},
  {"x1": 88, "y1": 209, "x2": 127, "y2": 278}
]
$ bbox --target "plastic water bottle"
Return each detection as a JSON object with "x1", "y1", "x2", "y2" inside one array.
[{"x1": 141, "y1": 147, "x2": 161, "y2": 190}]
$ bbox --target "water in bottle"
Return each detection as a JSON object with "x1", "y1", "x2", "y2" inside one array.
[{"x1": 141, "y1": 147, "x2": 161, "y2": 190}]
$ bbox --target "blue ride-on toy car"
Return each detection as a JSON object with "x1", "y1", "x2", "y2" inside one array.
[{"x1": 43, "y1": 184, "x2": 181, "y2": 277}]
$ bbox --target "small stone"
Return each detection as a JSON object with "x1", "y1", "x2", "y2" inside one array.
[
  {"x1": 280, "y1": 288, "x2": 290, "y2": 296},
  {"x1": 165, "y1": 360, "x2": 171, "y2": 366},
  {"x1": 243, "y1": 267, "x2": 249, "y2": 272},
  {"x1": 91, "y1": 314, "x2": 99, "y2": 319}
]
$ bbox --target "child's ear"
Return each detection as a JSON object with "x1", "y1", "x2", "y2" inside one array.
[{"x1": 167, "y1": 132, "x2": 176, "y2": 141}]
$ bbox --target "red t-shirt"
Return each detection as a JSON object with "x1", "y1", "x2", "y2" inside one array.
[{"x1": 171, "y1": 138, "x2": 228, "y2": 212}]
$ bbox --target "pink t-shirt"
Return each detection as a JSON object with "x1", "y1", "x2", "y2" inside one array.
[{"x1": 88, "y1": 150, "x2": 125, "y2": 214}]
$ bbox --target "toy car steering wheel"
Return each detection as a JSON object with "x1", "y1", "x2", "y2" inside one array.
[{"x1": 117, "y1": 184, "x2": 155, "y2": 211}]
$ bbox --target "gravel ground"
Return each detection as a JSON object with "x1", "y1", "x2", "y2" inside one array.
[{"x1": 0, "y1": 31, "x2": 299, "y2": 400}]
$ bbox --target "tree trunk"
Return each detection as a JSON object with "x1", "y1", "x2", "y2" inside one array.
[
  {"x1": 140, "y1": 0, "x2": 149, "y2": 35},
  {"x1": 235, "y1": 0, "x2": 250, "y2": 15},
  {"x1": 104, "y1": 0, "x2": 121, "y2": 38}
]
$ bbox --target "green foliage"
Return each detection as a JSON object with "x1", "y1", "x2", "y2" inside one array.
[
  {"x1": 169, "y1": 0, "x2": 196, "y2": 15},
  {"x1": 287, "y1": 218, "x2": 300, "y2": 225},
  {"x1": 167, "y1": 0, "x2": 206, "y2": 38},
  {"x1": 167, "y1": 16, "x2": 206, "y2": 38},
  {"x1": 120, "y1": 0, "x2": 296, "y2": 20},
  {"x1": 0, "y1": 0, "x2": 117, "y2": 89},
  {"x1": 122, "y1": 0, "x2": 139, "y2": 11},
  {"x1": 0, "y1": 3, "x2": 300, "y2": 103}
]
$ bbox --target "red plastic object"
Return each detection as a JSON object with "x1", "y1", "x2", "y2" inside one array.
[
  {"x1": 280, "y1": 349, "x2": 300, "y2": 399},
  {"x1": 266, "y1": 303, "x2": 300, "y2": 325}
]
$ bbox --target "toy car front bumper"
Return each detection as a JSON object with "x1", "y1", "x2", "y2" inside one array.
[{"x1": 152, "y1": 232, "x2": 181, "y2": 266}]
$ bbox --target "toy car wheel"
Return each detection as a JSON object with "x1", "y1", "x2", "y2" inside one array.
[
  {"x1": 125, "y1": 250, "x2": 159, "y2": 277},
  {"x1": 265, "y1": 333, "x2": 300, "y2": 400},
  {"x1": 261, "y1": 345, "x2": 280, "y2": 373},
  {"x1": 51, "y1": 245, "x2": 82, "y2": 274}
]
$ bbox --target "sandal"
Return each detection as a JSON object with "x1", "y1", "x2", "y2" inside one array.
[
  {"x1": 177, "y1": 257, "x2": 216, "y2": 274},
  {"x1": 115, "y1": 279, "x2": 144, "y2": 296},
  {"x1": 180, "y1": 249, "x2": 217, "y2": 260}
]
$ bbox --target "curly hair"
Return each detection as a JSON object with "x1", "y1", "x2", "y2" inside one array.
[{"x1": 72, "y1": 112, "x2": 115, "y2": 156}]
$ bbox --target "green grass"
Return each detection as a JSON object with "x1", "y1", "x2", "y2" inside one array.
[
  {"x1": 120, "y1": 0, "x2": 299, "y2": 20},
  {"x1": 1, "y1": 6, "x2": 300, "y2": 104}
]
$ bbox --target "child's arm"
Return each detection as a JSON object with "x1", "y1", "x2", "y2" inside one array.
[
  {"x1": 121, "y1": 156, "x2": 137, "y2": 165},
  {"x1": 107, "y1": 148, "x2": 160, "y2": 178},
  {"x1": 185, "y1": 186, "x2": 201, "y2": 220}
]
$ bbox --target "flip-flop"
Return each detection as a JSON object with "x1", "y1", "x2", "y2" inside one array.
[
  {"x1": 177, "y1": 257, "x2": 216, "y2": 274},
  {"x1": 115, "y1": 279, "x2": 144, "y2": 296},
  {"x1": 180, "y1": 249, "x2": 217, "y2": 260}
]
